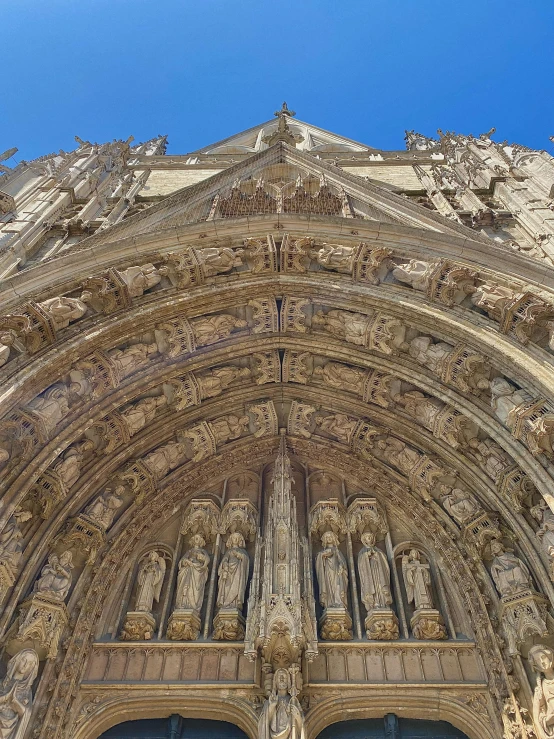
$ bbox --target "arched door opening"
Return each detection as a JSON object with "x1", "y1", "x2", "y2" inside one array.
[
  {"x1": 316, "y1": 717, "x2": 469, "y2": 739},
  {"x1": 98, "y1": 716, "x2": 250, "y2": 739}
]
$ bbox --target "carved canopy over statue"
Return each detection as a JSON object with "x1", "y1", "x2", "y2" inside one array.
[
  {"x1": 0, "y1": 649, "x2": 38, "y2": 739},
  {"x1": 259, "y1": 668, "x2": 305, "y2": 739}
]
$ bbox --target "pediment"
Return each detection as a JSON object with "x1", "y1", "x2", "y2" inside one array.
[
  {"x1": 81, "y1": 143, "x2": 489, "y2": 250},
  {"x1": 193, "y1": 116, "x2": 373, "y2": 156}
]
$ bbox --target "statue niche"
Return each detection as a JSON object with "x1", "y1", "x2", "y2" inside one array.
[
  {"x1": 121, "y1": 550, "x2": 167, "y2": 641},
  {"x1": 167, "y1": 534, "x2": 210, "y2": 641},
  {"x1": 315, "y1": 530, "x2": 352, "y2": 641},
  {"x1": 401, "y1": 548, "x2": 447, "y2": 640},
  {"x1": 213, "y1": 532, "x2": 250, "y2": 641},
  {"x1": 259, "y1": 667, "x2": 305, "y2": 739},
  {"x1": 357, "y1": 532, "x2": 398, "y2": 640}
]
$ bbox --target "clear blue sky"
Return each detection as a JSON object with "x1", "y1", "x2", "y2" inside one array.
[{"x1": 1, "y1": 0, "x2": 553, "y2": 161}]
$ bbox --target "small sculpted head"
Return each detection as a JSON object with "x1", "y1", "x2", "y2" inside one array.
[
  {"x1": 529, "y1": 645, "x2": 554, "y2": 676},
  {"x1": 321, "y1": 530, "x2": 339, "y2": 548},
  {"x1": 361, "y1": 531, "x2": 376, "y2": 548}
]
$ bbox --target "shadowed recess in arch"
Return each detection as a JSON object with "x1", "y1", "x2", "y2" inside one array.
[
  {"x1": 316, "y1": 716, "x2": 470, "y2": 739},
  {"x1": 98, "y1": 717, "x2": 250, "y2": 739}
]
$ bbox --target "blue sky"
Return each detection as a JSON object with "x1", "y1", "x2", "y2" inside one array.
[{"x1": 1, "y1": 0, "x2": 553, "y2": 161}]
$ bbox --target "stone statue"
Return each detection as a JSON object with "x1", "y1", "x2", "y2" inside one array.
[
  {"x1": 143, "y1": 440, "x2": 187, "y2": 479},
  {"x1": 190, "y1": 314, "x2": 248, "y2": 346},
  {"x1": 394, "y1": 390, "x2": 443, "y2": 431},
  {"x1": 311, "y1": 309, "x2": 370, "y2": 346},
  {"x1": 108, "y1": 343, "x2": 158, "y2": 379},
  {"x1": 258, "y1": 668, "x2": 305, "y2": 739},
  {"x1": 471, "y1": 283, "x2": 515, "y2": 322},
  {"x1": 135, "y1": 551, "x2": 166, "y2": 613},
  {"x1": 408, "y1": 335, "x2": 453, "y2": 374},
  {"x1": 315, "y1": 414, "x2": 359, "y2": 444},
  {"x1": 120, "y1": 395, "x2": 167, "y2": 436},
  {"x1": 376, "y1": 437, "x2": 421, "y2": 475},
  {"x1": 26, "y1": 385, "x2": 70, "y2": 436},
  {"x1": 209, "y1": 414, "x2": 250, "y2": 445},
  {"x1": 0, "y1": 334, "x2": 16, "y2": 367},
  {"x1": 392, "y1": 260, "x2": 433, "y2": 292},
  {"x1": 440, "y1": 485, "x2": 481, "y2": 525},
  {"x1": 490, "y1": 540, "x2": 533, "y2": 597},
  {"x1": 34, "y1": 551, "x2": 74, "y2": 602},
  {"x1": 357, "y1": 532, "x2": 392, "y2": 611},
  {"x1": 38, "y1": 296, "x2": 87, "y2": 330},
  {"x1": 174, "y1": 535, "x2": 210, "y2": 611},
  {"x1": 532, "y1": 501, "x2": 554, "y2": 566},
  {"x1": 197, "y1": 366, "x2": 251, "y2": 399},
  {"x1": 405, "y1": 130, "x2": 438, "y2": 151},
  {"x1": 216, "y1": 532, "x2": 249, "y2": 610},
  {"x1": 529, "y1": 644, "x2": 554, "y2": 739},
  {"x1": 119, "y1": 263, "x2": 162, "y2": 297},
  {"x1": 309, "y1": 243, "x2": 355, "y2": 274},
  {"x1": 316, "y1": 531, "x2": 349, "y2": 609},
  {"x1": 0, "y1": 511, "x2": 32, "y2": 567},
  {"x1": 489, "y1": 377, "x2": 530, "y2": 426},
  {"x1": 84, "y1": 486, "x2": 124, "y2": 530},
  {"x1": 0, "y1": 649, "x2": 39, "y2": 739},
  {"x1": 402, "y1": 550, "x2": 434, "y2": 610},
  {"x1": 198, "y1": 247, "x2": 244, "y2": 276},
  {"x1": 52, "y1": 439, "x2": 94, "y2": 489},
  {"x1": 473, "y1": 438, "x2": 512, "y2": 481},
  {"x1": 313, "y1": 362, "x2": 367, "y2": 395}
]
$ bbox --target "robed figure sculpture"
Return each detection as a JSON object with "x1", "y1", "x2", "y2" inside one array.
[
  {"x1": 217, "y1": 532, "x2": 249, "y2": 610},
  {"x1": 175, "y1": 535, "x2": 210, "y2": 611},
  {"x1": 357, "y1": 532, "x2": 392, "y2": 611},
  {"x1": 258, "y1": 668, "x2": 305, "y2": 739},
  {"x1": 315, "y1": 531, "x2": 348, "y2": 609},
  {"x1": 529, "y1": 644, "x2": 554, "y2": 739},
  {"x1": 0, "y1": 649, "x2": 39, "y2": 739},
  {"x1": 135, "y1": 551, "x2": 166, "y2": 613}
]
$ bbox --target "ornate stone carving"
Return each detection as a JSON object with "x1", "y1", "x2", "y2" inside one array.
[
  {"x1": 213, "y1": 532, "x2": 250, "y2": 640},
  {"x1": 143, "y1": 439, "x2": 188, "y2": 479},
  {"x1": 347, "y1": 498, "x2": 388, "y2": 540},
  {"x1": 490, "y1": 539, "x2": 533, "y2": 597},
  {"x1": 316, "y1": 531, "x2": 352, "y2": 640},
  {"x1": 402, "y1": 549, "x2": 447, "y2": 640},
  {"x1": 358, "y1": 532, "x2": 398, "y2": 640},
  {"x1": 0, "y1": 509, "x2": 32, "y2": 602},
  {"x1": 252, "y1": 351, "x2": 281, "y2": 384},
  {"x1": 121, "y1": 551, "x2": 166, "y2": 641},
  {"x1": 243, "y1": 235, "x2": 277, "y2": 273},
  {"x1": 248, "y1": 298, "x2": 279, "y2": 333},
  {"x1": 529, "y1": 644, "x2": 554, "y2": 739},
  {"x1": 190, "y1": 313, "x2": 248, "y2": 347},
  {"x1": 408, "y1": 335, "x2": 491, "y2": 394},
  {"x1": 119, "y1": 395, "x2": 167, "y2": 436},
  {"x1": 167, "y1": 534, "x2": 210, "y2": 641},
  {"x1": 0, "y1": 649, "x2": 39, "y2": 739},
  {"x1": 80, "y1": 268, "x2": 133, "y2": 314},
  {"x1": 315, "y1": 413, "x2": 359, "y2": 445},
  {"x1": 280, "y1": 296, "x2": 310, "y2": 333},
  {"x1": 472, "y1": 284, "x2": 554, "y2": 345},
  {"x1": 393, "y1": 259, "x2": 477, "y2": 306},
  {"x1": 312, "y1": 307, "x2": 407, "y2": 355},
  {"x1": 258, "y1": 668, "x2": 305, "y2": 739},
  {"x1": 24, "y1": 384, "x2": 70, "y2": 438},
  {"x1": 181, "y1": 500, "x2": 221, "y2": 543},
  {"x1": 532, "y1": 501, "x2": 554, "y2": 580},
  {"x1": 287, "y1": 401, "x2": 317, "y2": 438},
  {"x1": 107, "y1": 342, "x2": 158, "y2": 380},
  {"x1": 310, "y1": 499, "x2": 347, "y2": 540},
  {"x1": 0, "y1": 302, "x2": 57, "y2": 355},
  {"x1": 282, "y1": 350, "x2": 313, "y2": 384},
  {"x1": 37, "y1": 297, "x2": 87, "y2": 331},
  {"x1": 247, "y1": 401, "x2": 278, "y2": 438},
  {"x1": 220, "y1": 499, "x2": 258, "y2": 541}
]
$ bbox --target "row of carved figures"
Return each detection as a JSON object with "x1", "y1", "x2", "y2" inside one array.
[{"x1": 1, "y1": 243, "x2": 553, "y2": 371}]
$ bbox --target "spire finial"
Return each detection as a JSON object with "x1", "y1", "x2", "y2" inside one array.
[{"x1": 274, "y1": 102, "x2": 296, "y2": 118}]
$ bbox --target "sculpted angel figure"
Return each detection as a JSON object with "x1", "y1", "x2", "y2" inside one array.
[
  {"x1": 119, "y1": 263, "x2": 162, "y2": 297},
  {"x1": 315, "y1": 414, "x2": 359, "y2": 445},
  {"x1": 0, "y1": 510, "x2": 32, "y2": 567},
  {"x1": 52, "y1": 439, "x2": 95, "y2": 489},
  {"x1": 0, "y1": 649, "x2": 39, "y2": 739},
  {"x1": 108, "y1": 343, "x2": 158, "y2": 379},
  {"x1": 394, "y1": 390, "x2": 444, "y2": 431},
  {"x1": 490, "y1": 540, "x2": 533, "y2": 597},
  {"x1": 470, "y1": 283, "x2": 515, "y2": 322},
  {"x1": 311, "y1": 309, "x2": 370, "y2": 346},
  {"x1": 258, "y1": 668, "x2": 305, "y2": 739},
  {"x1": 216, "y1": 532, "x2": 249, "y2": 610},
  {"x1": 313, "y1": 362, "x2": 367, "y2": 395},
  {"x1": 120, "y1": 395, "x2": 167, "y2": 436},
  {"x1": 392, "y1": 260, "x2": 433, "y2": 292},
  {"x1": 357, "y1": 532, "x2": 393, "y2": 612},
  {"x1": 439, "y1": 485, "x2": 481, "y2": 525},
  {"x1": 473, "y1": 438, "x2": 512, "y2": 481},
  {"x1": 35, "y1": 551, "x2": 74, "y2": 602},
  {"x1": 529, "y1": 645, "x2": 554, "y2": 739},
  {"x1": 175, "y1": 535, "x2": 210, "y2": 612},
  {"x1": 408, "y1": 335, "x2": 454, "y2": 375},
  {"x1": 402, "y1": 550, "x2": 434, "y2": 611},
  {"x1": 143, "y1": 440, "x2": 187, "y2": 479},
  {"x1": 84, "y1": 486, "x2": 124, "y2": 530},
  {"x1": 135, "y1": 551, "x2": 166, "y2": 613},
  {"x1": 26, "y1": 385, "x2": 70, "y2": 435},
  {"x1": 316, "y1": 531, "x2": 349, "y2": 609},
  {"x1": 209, "y1": 414, "x2": 250, "y2": 445},
  {"x1": 489, "y1": 377, "x2": 531, "y2": 426},
  {"x1": 38, "y1": 296, "x2": 87, "y2": 330},
  {"x1": 376, "y1": 437, "x2": 420, "y2": 475},
  {"x1": 190, "y1": 314, "x2": 248, "y2": 346},
  {"x1": 197, "y1": 366, "x2": 251, "y2": 399},
  {"x1": 198, "y1": 247, "x2": 244, "y2": 276},
  {"x1": 309, "y1": 243, "x2": 355, "y2": 274}
]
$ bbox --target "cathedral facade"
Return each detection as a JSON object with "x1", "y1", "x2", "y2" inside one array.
[{"x1": 0, "y1": 106, "x2": 554, "y2": 739}]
